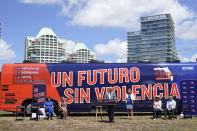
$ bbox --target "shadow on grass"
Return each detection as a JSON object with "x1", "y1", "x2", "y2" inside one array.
[
  {"x1": 0, "y1": 111, "x2": 160, "y2": 119},
  {"x1": 68, "y1": 112, "x2": 153, "y2": 116},
  {"x1": 119, "y1": 118, "x2": 130, "y2": 120},
  {"x1": 0, "y1": 113, "x2": 15, "y2": 117},
  {"x1": 98, "y1": 120, "x2": 110, "y2": 123}
]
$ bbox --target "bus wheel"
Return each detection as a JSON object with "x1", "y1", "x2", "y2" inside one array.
[{"x1": 24, "y1": 103, "x2": 32, "y2": 115}]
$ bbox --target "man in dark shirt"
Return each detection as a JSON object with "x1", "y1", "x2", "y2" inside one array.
[
  {"x1": 104, "y1": 88, "x2": 117, "y2": 123},
  {"x1": 31, "y1": 97, "x2": 40, "y2": 120}
]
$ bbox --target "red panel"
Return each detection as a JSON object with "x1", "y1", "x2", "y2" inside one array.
[
  {"x1": 0, "y1": 63, "x2": 60, "y2": 112},
  {"x1": 1, "y1": 64, "x2": 14, "y2": 85}
]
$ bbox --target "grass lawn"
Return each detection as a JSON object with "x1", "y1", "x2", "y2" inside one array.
[{"x1": 0, "y1": 111, "x2": 196, "y2": 131}]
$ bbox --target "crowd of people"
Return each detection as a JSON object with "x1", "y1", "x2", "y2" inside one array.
[
  {"x1": 31, "y1": 88, "x2": 177, "y2": 122},
  {"x1": 103, "y1": 88, "x2": 177, "y2": 122}
]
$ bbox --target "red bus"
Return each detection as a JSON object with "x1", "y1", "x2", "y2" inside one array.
[{"x1": 0, "y1": 63, "x2": 197, "y2": 115}]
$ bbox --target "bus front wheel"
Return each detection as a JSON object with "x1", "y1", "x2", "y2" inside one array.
[
  {"x1": 24, "y1": 103, "x2": 32, "y2": 115},
  {"x1": 22, "y1": 100, "x2": 32, "y2": 116}
]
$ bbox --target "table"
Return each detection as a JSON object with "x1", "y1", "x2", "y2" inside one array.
[{"x1": 96, "y1": 106, "x2": 103, "y2": 121}]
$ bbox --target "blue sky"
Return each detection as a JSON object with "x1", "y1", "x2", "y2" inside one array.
[{"x1": 0, "y1": 0, "x2": 197, "y2": 69}]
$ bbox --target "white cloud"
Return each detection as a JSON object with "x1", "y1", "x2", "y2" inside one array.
[
  {"x1": 62, "y1": 40, "x2": 76, "y2": 59},
  {"x1": 190, "y1": 54, "x2": 197, "y2": 62},
  {"x1": 61, "y1": 0, "x2": 197, "y2": 40},
  {"x1": 94, "y1": 38, "x2": 127, "y2": 63},
  {"x1": 116, "y1": 58, "x2": 127, "y2": 63},
  {"x1": 64, "y1": 40, "x2": 76, "y2": 52},
  {"x1": 19, "y1": 0, "x2": 63, "y2": 4},
  {"x1": 180, "y1": 54, "x2": 197, "y2": 62},
  {"x1": 176, "y1": 19, "x2": 197, "y2": 40},
  {"x1": 19, "y1": 0, "x2": 197, "y2": 40},
  {"x1": 0, "y1": 39, "x2": 16, "y2": 60}
]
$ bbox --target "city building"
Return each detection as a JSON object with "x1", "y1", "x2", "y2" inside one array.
[
  {"x1": 67, "y1": 42, "x2": 96, "y2": 63},
  {"x1": 127, "y1": 14, "x2": 179, "y2": 63},
  {"x1": 25, "y1": 27, "x2": 66, "y2": 63},
  {"x1": 127, "y1": 31, "x2": 141, "y2": 63}
]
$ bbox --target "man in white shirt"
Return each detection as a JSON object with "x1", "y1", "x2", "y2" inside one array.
[{"x1": 164, "y1": 96, "x2": 176, "y2": 120}]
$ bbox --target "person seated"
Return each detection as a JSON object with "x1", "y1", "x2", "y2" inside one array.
[
  {"x1": 44, "y1": 97, "x2": 54, "y2": 120},
  {"x1": 59, "y1": 97, "x2": 68, "y2": 120},
  {"x1": 31, "y1": 97, "x2": 40, "y2": 120},
  {"x1": 164, "y1": 96, "x2": 176, "y2": 120},
  {"x1": 153, "y1": 96, "x2": 162, "y2": 120}
]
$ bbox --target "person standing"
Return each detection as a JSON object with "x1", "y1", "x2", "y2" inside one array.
[
  {"x1": 59, "y1": 97, "x2": 68, "y2": 120},
  {"x1": 125, "y1": 88, "x2": 135, "y2": 119},
  {"x1": 104, "y1": 87, "x2": 117, "y2": 123},
  {"x1": 164, "y1": 96, "x2": 176, "y2": 120},
  {"x1": 153, "y1": 96, "x2": 162, "y2": 120}
]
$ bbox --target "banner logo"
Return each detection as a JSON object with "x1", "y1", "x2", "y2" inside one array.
[{"x1": 154, "y1": 67, "x2": 173, "y2": 81}]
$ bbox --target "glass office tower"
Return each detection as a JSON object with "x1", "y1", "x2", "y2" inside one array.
[
  {"x1": 127, "y1": 14, "x2": 179, "y2": 63},
  {"x1": 127, "y1": 31, "x2": 141, "y2": 63}
]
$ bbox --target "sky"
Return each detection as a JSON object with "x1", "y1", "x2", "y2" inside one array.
[{"x1": 0, "y1": 0, "x2": 197, "y2": 69}]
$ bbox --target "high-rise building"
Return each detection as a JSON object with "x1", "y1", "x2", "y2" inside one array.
[
  {"x1": 127, "y1": 31, "x2": 141, "y2": 63},
  {"x1": 67, "y1": 42, "x2": 96, "y2": 63},
  {"x1": 127, "y1": 14, "x2": 179, "y2": 63},
  {"x1": 25, "y1": 27, "x2": 66, "y2": 63}
]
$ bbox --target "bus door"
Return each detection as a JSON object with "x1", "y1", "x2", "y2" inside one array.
[
  {"x1": 180, "y1": 80, "x2": 197, "y2": 116},
  {"x1": 33, "y1": 84, "x2": 46, "y2": 108}
]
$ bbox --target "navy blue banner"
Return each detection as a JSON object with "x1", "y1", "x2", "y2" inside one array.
[{"x1": 33, "y1": 84, "x2": 46, "y2": 108}]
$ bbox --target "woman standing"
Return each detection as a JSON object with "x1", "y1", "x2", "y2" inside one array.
[
  {"x1": 126, "y1": 88, "x2": 135, "y2": 119},
  {"x1": 59, "y1": 97, "x2": 68, "y2": 120}
]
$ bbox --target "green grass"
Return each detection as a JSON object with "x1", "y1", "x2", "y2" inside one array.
[
  {"x1": 0, "y1": 111, "x2": 13, "y2": 115},
  {"x1": 0, "y1": 111, "x2": 197, "y2": 131}
]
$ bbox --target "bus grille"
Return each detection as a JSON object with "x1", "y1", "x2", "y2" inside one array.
[
  {"x1": 5, "y1": 99, "x2": 15, "y2": 104},
  {"x1": 5, "y1": 93, "x2": 15, "y2": 96}
]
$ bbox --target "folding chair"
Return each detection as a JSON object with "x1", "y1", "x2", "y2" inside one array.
[
  {"x1": 16, "y1": 106, "x2": 25, "y2": 120},
  {"x1": 183, "y1": 104, "x2": 192, "y2": 119}
]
